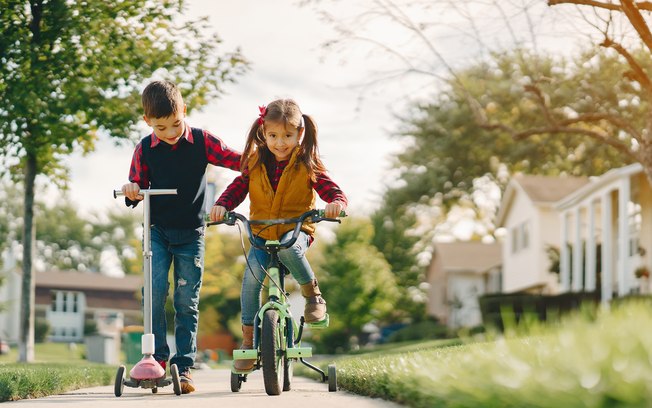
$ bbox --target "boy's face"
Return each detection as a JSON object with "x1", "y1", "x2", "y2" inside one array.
[{"x1": 144, "y1": 104, "x2": 187, "y2": 145}]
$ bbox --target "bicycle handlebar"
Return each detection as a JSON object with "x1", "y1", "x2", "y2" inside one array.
[{"x1": 206, "y1": 209, "x2": 346, "y2": 250}]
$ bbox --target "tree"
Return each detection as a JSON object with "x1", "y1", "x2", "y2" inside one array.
[
  {"x1": 313, "y1": 218, "x2": 399, "y2": 353},
  {"x1": 0, "y1": 0, "x2": 248, "y2": 362}
]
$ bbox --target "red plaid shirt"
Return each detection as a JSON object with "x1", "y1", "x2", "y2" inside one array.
[
  {"x1": 128, "y1": 123, "x2": 241, "y2": 188},
  {"x1": 216, "y1": 159, "x2": 348, "y2": 210}
]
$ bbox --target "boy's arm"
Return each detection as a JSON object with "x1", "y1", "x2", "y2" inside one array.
[
  {"x1": 204, "y1": 130, "x2": 242, "y2": 171},
  {"x1": 125, "y1": 142, "x2": 149, "y2": 207},
  {"x1": 215, "y1": 169, "x2": 250, "y2": 211}
]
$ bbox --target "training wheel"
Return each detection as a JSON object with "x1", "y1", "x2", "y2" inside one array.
[
  {"x1": 171, "y1": 363, "x2": 182, "y2": 396},
  {"x1": 114, "y1": 365, "x2": 126, "y2": 397},
  {"x1": 230, "y1": 372, "x2": 243, "y2": 392},
  {"x1": 328, "y1": 364, "x2": 337, "y2": 392}
]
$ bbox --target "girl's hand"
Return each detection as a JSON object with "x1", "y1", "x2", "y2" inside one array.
[
  {"x1": 122, "y1": 182, "x2": 143, "y2": 201},
  {"x1": 324, "y1": 202, "x2": 344, "y2": 219},
  {"x1": 210, "y1": 205, "x2": 227, "y2": 222}
]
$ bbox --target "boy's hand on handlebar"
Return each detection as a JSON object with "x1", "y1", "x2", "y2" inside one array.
[
  {"x1": 122, "y1": 183, "x2": 143, "y2": 202},
  {"x1": 324, "y1": 202, "x2": 344, "y2": 219},
  {"x1": 210, "y1": 205, "x2": 227, "y2": 222}
]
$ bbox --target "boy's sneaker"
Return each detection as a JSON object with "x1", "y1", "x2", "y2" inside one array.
[{"x1": 179, "y1": 369, "x2": 195, "y2": 394}]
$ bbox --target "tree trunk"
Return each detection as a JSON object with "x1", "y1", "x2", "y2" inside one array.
[{"x1": 18, "y1": 152, "x2": 37, "y2": 363}]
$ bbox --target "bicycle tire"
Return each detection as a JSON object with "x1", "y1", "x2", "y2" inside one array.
[{"x1": 261, "y1": 309, "x2": 284, "y2": 395}]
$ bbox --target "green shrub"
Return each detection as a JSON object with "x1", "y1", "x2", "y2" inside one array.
[
  {"x1": 34, "y1": 319, "x2": 50, "y2": 343},
  {"x1": 386, "y1": 320, "x2": 449, "y2": 343}
]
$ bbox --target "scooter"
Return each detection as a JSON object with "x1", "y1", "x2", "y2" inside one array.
[{"x1": 112, "y1": 188, "x2": 182, "y2": 396}]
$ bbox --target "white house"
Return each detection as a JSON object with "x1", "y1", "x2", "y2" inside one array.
[
  {"x1": 495, "y1": 174, "x2": 590, "y2": 294},
  {"x1": 554, "y1": 163, "x2": 652, "y2": 302},
  {"x1": 426, "y1": 241, "x2": 502, "y2": 328}
]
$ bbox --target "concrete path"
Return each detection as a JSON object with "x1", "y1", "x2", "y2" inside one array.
[{"x1": 5, "y1": 367, "x2": 402, "y2": 408}]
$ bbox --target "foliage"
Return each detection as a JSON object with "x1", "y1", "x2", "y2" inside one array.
[
  {"x1": 322, "y1": 301, "x2": 652, "y2": 407},
  {"x1": 0, "y1": 363, "x2": 114, "y2": 402},
  {"x1": 385, "y1": 319, "x2": 449, "y2": 343},
  {"x1": 0, "y1": 181, "x2": 140, "y2": 274},
  {"x1": 199, "y1": 226, "x2": 247, "y2": 334},
  {"x1": 312, "y1": 217, "x2": 400, "y2": 353},
  {"x1": 33, "y1": 319, "x2": 50, "y2": 344}
]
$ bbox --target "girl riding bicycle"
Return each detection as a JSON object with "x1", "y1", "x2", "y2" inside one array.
[{"x1": 210, "y1": 99, "x2": 347, "y2": 371}]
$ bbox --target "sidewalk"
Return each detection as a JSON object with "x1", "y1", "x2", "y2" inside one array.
[{"x1": 5, "y1": 367, "x2": 401, "y2": 408}]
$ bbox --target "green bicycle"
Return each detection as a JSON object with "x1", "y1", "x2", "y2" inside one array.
[{"x1": 208, "y1": 209, "x2": 342, "y2": 395}]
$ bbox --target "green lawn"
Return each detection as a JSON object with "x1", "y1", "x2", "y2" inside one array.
[{"x1": 304, "y1": 301, "x2": 652, "y2": 407}]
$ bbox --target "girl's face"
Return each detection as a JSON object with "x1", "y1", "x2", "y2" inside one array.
[{"x1": 263, "y1": 121, "x2": 303, "y2": 161}]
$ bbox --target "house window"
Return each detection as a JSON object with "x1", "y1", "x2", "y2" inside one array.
[
  {"x1": 51, "y1": 292, "x2": 57, "y2": 312},
  {"x1": 511, "y1": 221, "x2": 531, "y2": 253}
]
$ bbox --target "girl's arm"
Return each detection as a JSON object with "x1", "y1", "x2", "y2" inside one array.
[
  {"x1": 313, "y1": 172, "x2": 348, "y2": 214},
  {"x1": 215, "y1": 168, "x2": 251, "y2": 211}
]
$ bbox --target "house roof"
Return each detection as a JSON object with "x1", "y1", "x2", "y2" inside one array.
[
  {"x1": 34, "y1": 270, "x2": 142, "y2": 292},
  {"x1": 432, "y1": 241, "x2": 502, "y2": 274},
  {"x1": 495, "y1": 174, "x2": 590, "y2": 226},
  {"x1": 555, "y1": 163, "x2": 642, "y2": 210}
]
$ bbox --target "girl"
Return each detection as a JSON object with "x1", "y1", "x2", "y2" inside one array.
[{"x1": 210, "y1": 99, "x2": 347, "y2": 371}]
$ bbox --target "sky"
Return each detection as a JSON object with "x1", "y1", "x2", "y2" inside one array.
[{"x1": 61, "y1": 0, "x2": 592, "y2": 220}]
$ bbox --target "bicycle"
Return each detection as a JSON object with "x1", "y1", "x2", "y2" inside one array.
[{"x1": 207, "y1": 209, "x2": 343, "y2": 395}]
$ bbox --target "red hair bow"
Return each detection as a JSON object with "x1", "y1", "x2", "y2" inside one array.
[{"x1": 258, "y1": 105, "x2": 267, "y2": 125}]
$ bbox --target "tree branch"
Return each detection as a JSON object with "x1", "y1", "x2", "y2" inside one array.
[
  {"x1": 548, "y1": 0, "x2": 652, "y2": 12},
  {"x1": 600, "y1": 37, "x2": 652, "y2": 94}
]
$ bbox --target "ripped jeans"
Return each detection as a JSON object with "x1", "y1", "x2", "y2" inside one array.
[{"x1": 149, "y1": 225, "x2": 204, "y2": 372}]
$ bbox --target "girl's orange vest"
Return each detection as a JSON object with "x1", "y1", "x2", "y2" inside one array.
[{"x1": 248, "y1": 148, "x2": 316, "y2": 240}]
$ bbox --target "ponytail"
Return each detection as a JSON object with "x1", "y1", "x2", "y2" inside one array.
[{"x1": 299, "y1": 113, "x2": 326, "y2": 182}]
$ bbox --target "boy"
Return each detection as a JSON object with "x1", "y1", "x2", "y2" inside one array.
[{"x1": 122, "y1": 80, "x2": 241, "y2": 393}]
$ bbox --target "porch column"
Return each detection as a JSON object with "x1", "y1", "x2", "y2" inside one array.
[
  {"x1": 586, "y1": 201, "x2": 597, "y2": 292},
  {"x1": 618, "y1": 177, "x2": 631, "y2": 296},
  {"x1": 560, "y1": 211, "x2": 571, "y2": 292},
  {"x1": 601, "y1": 192, "x2": 613, "y2": 303},
  {"x1": 572, "y1": 206, "x2": 584, "y2": 292}
]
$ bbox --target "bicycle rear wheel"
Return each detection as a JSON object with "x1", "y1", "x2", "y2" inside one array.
[{"x1": 261, "y1": 309, "x2": 284, "y2": 395}]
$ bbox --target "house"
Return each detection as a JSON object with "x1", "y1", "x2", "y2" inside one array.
[
  {"x1": 426, "y1": 241, "x2": 502, "y2": 328},
  {"x1": 0, "y1": 268, "x2": 142, "y2": 344},
  {"x1": 495, "y1": 174, "x2": 590, "y2": 294},
  {"x1": 554, "y1": 163, "x2": 652, "y2": 302}
]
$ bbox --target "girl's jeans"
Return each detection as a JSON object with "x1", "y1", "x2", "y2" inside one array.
[
  {"x1": 149, "y1": 225, "x2": 204, "y2": 372},
  {"x1": 241, "y1": 230, "x2": 314, "y2": 325}
]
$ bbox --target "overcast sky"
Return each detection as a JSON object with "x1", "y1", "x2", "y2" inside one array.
[{"x1": 62, "y1": 0, "x2": 591, "y2": 219}]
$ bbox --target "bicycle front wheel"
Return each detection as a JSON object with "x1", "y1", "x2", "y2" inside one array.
[{"x1": 261, "y1": 309, "x2": 284, "y2": 395}]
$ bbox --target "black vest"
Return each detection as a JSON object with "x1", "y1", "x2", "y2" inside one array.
[{"x1": 141, "y1": 127, "x2": 207, "y2": 228}]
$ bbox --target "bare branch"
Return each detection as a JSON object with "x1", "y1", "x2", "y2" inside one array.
[
  {"x1": 600, "y1": 37, "x2": 652, "y2": 93},
  {"x1": 558, "y1": 112, "x2": 643, "y2": 141},
  {"x1": 548, "y1": 0, "x2": 652, "y2": 11},
  {"x1": 621, "y1": 0, "x2": 652, "y2": 52}
]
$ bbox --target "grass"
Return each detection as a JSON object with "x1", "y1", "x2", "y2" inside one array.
[
  {"x1": 301, "y1": 301, "x2": 652, "y2": 407},
  {"x1": 0, "y1": 342, "x2": 116, "y2": 402}
]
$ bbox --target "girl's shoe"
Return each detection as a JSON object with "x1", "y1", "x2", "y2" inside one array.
[
  {"x1": 179, "y1": 370, "x2": 195, "y2": 394},
  {"x1": 301, "y1": 279, "x2": 327, "y2": 323}
]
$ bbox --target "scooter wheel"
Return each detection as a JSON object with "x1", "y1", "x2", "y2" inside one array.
[
  {"x1": 114, "y1": 365, "x2": 126, "y2": 397},
  {"x1": 171, "y1": 363, "x2": 182, "y2": 396}
]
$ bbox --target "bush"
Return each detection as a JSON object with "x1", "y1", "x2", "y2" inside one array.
[
  {"x1": 386, "y1": 320, "x2": 449, "y2": 343},
  {"x1": 34, "y1": 319, "x2": 50, "y2": 343}
]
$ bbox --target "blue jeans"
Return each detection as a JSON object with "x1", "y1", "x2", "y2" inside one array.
[
  {"x1": 149, "y1": 225, "x2": 204, "y2": 372},
  {"x1": 241, "y1": 230, "x2": 314, "y2": 325}
]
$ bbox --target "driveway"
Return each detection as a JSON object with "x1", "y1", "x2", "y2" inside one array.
[{"x1": 5, "y1": 367, "x2": 402, "y2": 408}]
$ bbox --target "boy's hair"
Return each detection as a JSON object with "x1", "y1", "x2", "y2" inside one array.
[
  {"x1": 141, "y1": 80, "x2": 184, "y2": 119},
  {"x1": 241, "y1": 99, "x2": 326, "y2": 182}
]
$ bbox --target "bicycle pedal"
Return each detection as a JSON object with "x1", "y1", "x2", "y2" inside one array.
[
  {"x1": 305, "y1": 313, "x2": 329, "y2": 329},
  {"x1": 232, "y1": 349, "x2": 258, "y2": 360}
]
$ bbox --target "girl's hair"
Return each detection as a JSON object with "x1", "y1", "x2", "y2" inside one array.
[
  {"x1": 141, "y1": 80, "x2": 184, "y2": 119},
  {"x1": 241, "y1": 99, "x2": 326, "y2": 181}
]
